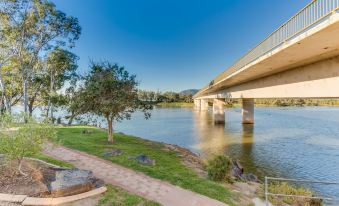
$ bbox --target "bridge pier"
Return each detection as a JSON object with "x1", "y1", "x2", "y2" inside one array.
[
  {"x1": 194, "y1": 99, "x2": 201, "y2": 110},
  {"x1": 213, "y1": 99, "x2": 225, "y2": 124},
  {"x1": 200, "y1": 99, "x2": 209, "y2": 111},
  {"x1": 242, "y1": 98, "x2": 254, "y2": 124}
]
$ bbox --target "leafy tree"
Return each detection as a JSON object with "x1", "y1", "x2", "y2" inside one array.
[
  {"x1": 0, "y1": 113, "x2": 56, "y2": 176},
  {"x1": 0, "y1": 0, "x2": 81, "y2": 114},
  {"x1": 45, "y1": 47, "x2": 78, "y2": 120},
  {"x1": 77, "y1": 61, "x2": 152, "y2": 143}
]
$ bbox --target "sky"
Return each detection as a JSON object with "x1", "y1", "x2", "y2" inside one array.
[{"x1": 52, "y1": 0, "x2": 310, "y2": 92}]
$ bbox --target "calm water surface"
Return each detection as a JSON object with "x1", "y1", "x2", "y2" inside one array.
[{"x1": 114, "y1": 107, "x2": 339, "y2": 198}]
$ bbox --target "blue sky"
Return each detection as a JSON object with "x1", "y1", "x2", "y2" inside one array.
[{"x1": 52, "y1": 0, "x2": 310, "y2": 92}]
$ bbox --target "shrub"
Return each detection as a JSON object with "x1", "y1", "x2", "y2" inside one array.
[
  {"x1": 206, "y1": 155, "x2": 232, "y2": 182},
  {"x1": 265, "y1": 182, "x2": 322, "y2": 206},
  {"x1": 0, "y1": 113, "x2": 56, "y2": 176}
]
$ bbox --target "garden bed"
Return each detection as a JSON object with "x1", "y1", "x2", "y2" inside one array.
[{"x1": 0, "y1": 157, "x2": 103, "y2": 198}]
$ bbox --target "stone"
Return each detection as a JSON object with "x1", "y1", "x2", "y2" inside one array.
[
  {"x1": 48, "y1": 168, "x2": 103, "y2": 197},
  {"x1": 243, "y1": 173, "x2": 260, "y2": 183},
  {"x1": 103, "y1": 149, "x2": 123, "y2": 157},
  {"x1": 81, "y1": 130, "x2": 92, "y2": 135},
  {"x1": 129, "y1": 154, "x2": 155, "y2": 166},
  {"x1": 230, "y1": 160, "x2": 244, "y2": 179}
]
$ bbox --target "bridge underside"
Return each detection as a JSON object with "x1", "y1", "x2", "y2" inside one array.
[
  {"x1": 194, "y1": 12, "x2": 339, "y2": 125},
  {"x1": 197, "y1": 55, "x2": 339, "y2": 99}
]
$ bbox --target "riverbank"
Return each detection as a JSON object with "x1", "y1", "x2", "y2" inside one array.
[{"x1": 55, "y1": 126, "x2": 246, "y2": 205}]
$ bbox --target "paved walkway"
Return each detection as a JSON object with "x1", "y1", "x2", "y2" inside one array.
[{"x1": 43, "y1": 144, "x2": 228, "y2": 206}]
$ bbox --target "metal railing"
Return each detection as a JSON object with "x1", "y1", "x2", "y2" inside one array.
[
  {"x1": 195, "y1": 0, "x2": 339, "y2": 98},
  {"x1": 265, "y1": 176, "x2": 339, "y2": 206}
]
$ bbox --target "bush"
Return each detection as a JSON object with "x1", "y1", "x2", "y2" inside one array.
[
  {"x1": 206, "y1": 155, "x2": 232, "y2": 182},
  {"x1": 0, "y1": 113, "x2": 56, "y2": 176},
  {"x1": 265, "y1": 182, "x2": 322, "y2": 206}
]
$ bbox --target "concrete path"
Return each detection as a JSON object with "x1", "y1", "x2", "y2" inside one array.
[{"x1": 43, "y1": 144, "x2": 228, "y2": 206}]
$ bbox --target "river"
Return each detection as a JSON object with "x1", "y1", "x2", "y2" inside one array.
[
  {"x1": 13, "y1": 106, "x2": 339, "y2": 199},
  {"x1": 114, "y1": 106, "x2": 339, "y2": 199}
]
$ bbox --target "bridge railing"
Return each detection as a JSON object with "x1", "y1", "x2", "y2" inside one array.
[{"x1": 195, "y1": 0, "x2": 339, "y2": 98}]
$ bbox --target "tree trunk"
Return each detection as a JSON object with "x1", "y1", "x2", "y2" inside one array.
[
  {"x1": 107, "y1": 117, "x2": 114, "y2": 143},
  {"x1": 18, "y1": 158, "x2": 27, "y2": 177},
  {"x1": 23, "y1": 72, "x2": 29, "y2": 115},
  {"x1": 68, "y1": 114, "x2": 75, "y2": 125},
  {"x1": 28, "y1": 95, "x2": 36, "y2": 117},
  {"x1": 0, "y1": 68, "x2": 11, "y2": 113}
]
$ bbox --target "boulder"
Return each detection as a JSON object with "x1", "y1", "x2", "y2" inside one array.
[
  {"x1": 129, "y1": 154, "x2": 155, "y2": 166},
  {"x1": 48, "y1": 168, "x2": 103, "y2": 197},
  {"x1": 103, "y1": 149, "x2": 124, "y2": 157},
  {"x1": 230, "y1": 160, "x2": 244, "y2": 179}
]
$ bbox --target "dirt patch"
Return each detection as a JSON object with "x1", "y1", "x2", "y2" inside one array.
[
  {"x1": 163, "y1": 144, "x2": 207, "y2": 177},
  {"x1": 0, "y1": 159, "x2": 52, "y2": 197}
]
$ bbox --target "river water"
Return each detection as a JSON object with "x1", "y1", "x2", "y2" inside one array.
[
  {"x1": 114, "y1": 106, "x2": 339, "y2": 199},
  {"x1": 13, "y1": 106, "x2": 339, "y2": 199}
]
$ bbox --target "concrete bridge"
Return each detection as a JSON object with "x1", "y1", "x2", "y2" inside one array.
[{"x1": 194, "y1": 0, "x2": 339, "y2": 124}]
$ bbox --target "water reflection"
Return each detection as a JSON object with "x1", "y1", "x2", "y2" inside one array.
[{"x1": 192, "y1": 109, "x2": 227, "y2": 157}]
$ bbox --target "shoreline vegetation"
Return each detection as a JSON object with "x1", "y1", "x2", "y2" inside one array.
[{"x1": 55, "y1": 125, "x2": 322, "y2": 206}]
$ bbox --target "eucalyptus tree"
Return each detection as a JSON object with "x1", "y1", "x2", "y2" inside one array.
[
  {"x1": 0, "y1": 0, "x2": 81, "y2": 115},
  {"x1": 78, "y1": 62, "x2": 152, "y2": 143},
  {"x1": 45, "y1": 47, "x2": 78, "y2": 120}
]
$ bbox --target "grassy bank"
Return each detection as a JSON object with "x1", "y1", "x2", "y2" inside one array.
[
  {"x1": 56, "y1": 126, "x2": 237, "y2": 205},
  {"x1": 98, "y1": 185, "x2": 160, "y2": 206},
  {"x1": 156, "y1": 102, "x2": 194, "y2": 107}
]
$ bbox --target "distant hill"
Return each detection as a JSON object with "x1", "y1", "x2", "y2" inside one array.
[{"x1": 180, "y1": 89, "x2": 199, "y2": 96}]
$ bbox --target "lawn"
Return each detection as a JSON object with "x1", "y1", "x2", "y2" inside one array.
[
  {"x1": 56, "y1": 126, "x2": 237, "y2": 205},
  {"x1": 98, "y1": 185, "x2": 160, "y2": 206}
]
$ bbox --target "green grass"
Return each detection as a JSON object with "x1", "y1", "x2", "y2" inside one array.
[
  {"x1": 156, "y1": 102, "x2": 194, "y2": 107},
  {"x1": 32, "y1": 153, "x2": 74, "y2": 168},
  {"x1": 98, "y1": 185, "x2": 160, "y2": 206},
  {"x1": 56, "y1": 126, "x2": 238, "y2": 205}
]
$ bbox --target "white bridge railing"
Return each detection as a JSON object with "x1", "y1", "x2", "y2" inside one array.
[
  {"x1": 195, "y1": 0, "x2": 339, "y2": 98},
  {"x1": 265, "y1": 176, "x2": 339, "y2": 206}
]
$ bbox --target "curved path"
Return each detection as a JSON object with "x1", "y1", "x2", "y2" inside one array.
[{"x1": 43, "y1": 144, "x2": 228, "y2": 206}]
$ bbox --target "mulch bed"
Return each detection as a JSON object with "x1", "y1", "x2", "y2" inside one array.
[{"x1": 0, "y1": 158, "x2": 55, "y2": 197}]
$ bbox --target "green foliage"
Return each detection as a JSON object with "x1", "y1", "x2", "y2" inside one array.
[
  {"x1": 207, "y1": 155, "x2": 232, "y2": 182},
  {"x1": 56, "y1": 126, "x2": 237, "y2": 205},
  {"x1": 98, "y1": 185, "x2": 160, "y2": 206},
  {"x1": 265, "y1": 182, "x2": 322, "y2": 206},
  {"x1": 75, "y1": 61, "x2": 152, "y2": 142},
  {"x1": 0, "y1": 113, "x2": 56, "y2": 175}
]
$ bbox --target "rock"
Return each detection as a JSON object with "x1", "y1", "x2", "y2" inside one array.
[
  {"x1": 81, "y1": 130, "x2": 92, "y2": 134},
  {"x1": 103, "y1": 149, "x2": 124, "y2": 157},
  {"x1": 242, "y1": 173, "x2": 260, "y2": 183},
  {"x1": 129, "y1": 154, "x2": 155, "y2": 166},
  {"x1": 231, "y1": 160, "x2": 244, "y2": 179},
  {"x1": 48, "y1": 168, "x2": 103, "y2": 197}
]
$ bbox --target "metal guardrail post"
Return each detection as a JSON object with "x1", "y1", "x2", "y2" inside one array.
[{"x1": 265, "y1": 176, "x2": 269, "y2": 206}]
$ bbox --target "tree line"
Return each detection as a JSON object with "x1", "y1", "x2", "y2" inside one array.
[{"x1": 138, "y1": 90, "x2": 194, "y2": 103}]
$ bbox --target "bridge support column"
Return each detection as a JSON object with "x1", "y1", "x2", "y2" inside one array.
[
  {"x1": 242, "y1": 98, "x2": 254, "y2": 124},
  {"x1": 213, "y1": 99, "x2": 225, "y2": 124},
  {"x1": 200, "y1": 99, "x2": 209, "y2": 111},
  {"x1": 194, "y1": 99, "x2": 201, "y2": 110}
]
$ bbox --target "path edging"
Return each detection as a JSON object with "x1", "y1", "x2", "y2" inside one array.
[{"x1": 0, "y1": 186, "x2": 107, "y2": 206}]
